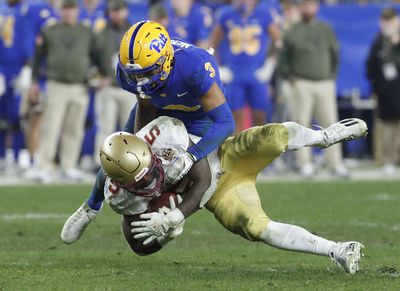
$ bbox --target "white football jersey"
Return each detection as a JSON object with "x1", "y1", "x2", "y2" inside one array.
[{"x1": 104, "y1": 116, "x2": 221, "y2": 215}]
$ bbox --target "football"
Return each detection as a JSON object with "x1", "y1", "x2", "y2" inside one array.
[{"x1": 147, "y1": 192, "x2": 178, "y2": 212}]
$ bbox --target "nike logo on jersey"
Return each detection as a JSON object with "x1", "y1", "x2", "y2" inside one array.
[{"x1": 177, "y1": 92, "x2": 188, "y2": 97}]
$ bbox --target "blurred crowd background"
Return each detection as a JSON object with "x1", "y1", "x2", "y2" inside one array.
[{"x1": 1, "y1": 0, "x2": 400, "y2": 183}]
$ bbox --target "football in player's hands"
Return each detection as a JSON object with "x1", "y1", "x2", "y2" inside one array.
[{"x1": 147, "y1": 192, "x2": 179, "y2": 213}]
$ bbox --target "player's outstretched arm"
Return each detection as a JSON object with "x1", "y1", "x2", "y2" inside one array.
[{"x1": 187, "y1": 83, "x2": 235, "y2": 161}]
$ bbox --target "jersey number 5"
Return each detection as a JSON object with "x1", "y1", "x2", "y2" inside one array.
[{"x1": 144, "y1": 125, "x2": 160, "y2": 145}]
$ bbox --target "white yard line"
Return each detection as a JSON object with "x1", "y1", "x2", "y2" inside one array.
[{"x1": 0, "y1": 213, "x2": 67, "y2": 221}]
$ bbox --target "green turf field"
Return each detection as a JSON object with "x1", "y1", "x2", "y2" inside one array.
[{"x1": 0, "y1": 181, "x2": 399, "y2": 290}]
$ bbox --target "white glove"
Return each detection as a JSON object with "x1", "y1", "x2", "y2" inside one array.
[
  {"x1": 218, "y1": 66, "x2": 233, "y2": 84},
  {"x1": 0, "y1": 73, "x2": 5, "y2": 96},
  {"x1": 13, "y1": 66, "x2": 32, "y2": 96},
  {"x1": 254, "y1": 57, "x2": 276, "y2": 83},
  {"x1": 165, "y1": 152, "x2": 196, "y2": 185},
  {"x1": 131, "y1": 196, "x2": 185, "y2": 245}
]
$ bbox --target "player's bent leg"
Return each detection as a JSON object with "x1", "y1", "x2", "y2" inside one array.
[
  {"x1": 121, "y1": 215, "x2": 163, "y2": 256},
  {"x1": 259, "y1": 221, "x2": 364, "y2": 274},
  {"x1": 206, "y1": 176, "x2": 364, "y2": 274},
  {"x1": 61, "y1": 202, "x2": 99, "y2": 244},
  {"x1": 220, "y1": 124, "x2": 289, "y2": 175},
  {"x1": 206, "y1": 178, "x2": 270, "y2": 241}
]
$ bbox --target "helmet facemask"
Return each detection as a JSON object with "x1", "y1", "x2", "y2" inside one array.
[
  {"x1": 114, "y1": 154, "x2": 165, "y2": 197},
  {"x1": 119, "y1": 55, "x2": 168, "y2": 94}
]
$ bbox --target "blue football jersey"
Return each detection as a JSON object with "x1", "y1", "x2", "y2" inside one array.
[
  {"x1": 167, "y1": 3, "x2": 212, "y2": 45},
  {"x1": 26, "y1": 1, "x2": 58, "y2": 37},
  {"x1": 216, "y1": 4, "x2": 272, "y2": 81},
  {"x1": 117, "y1": 38, "x2": 224, "y2": 136},
  {"x1": 0, "y1": 1, "x2": 34, "y2": 71},
  {"x1": 78, "y1": 1, "x2": 107, "y2": 32}
]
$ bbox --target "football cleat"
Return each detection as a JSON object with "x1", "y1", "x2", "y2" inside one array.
[
  {"x1": 60, "y1": 202, "x2": 98, "y2": 244},
  {"x1": 318, "y1": 118, "x2": 368, "y2": 148},
  {"x1": 329, "y1": 241, "x2": 364, "y2": 274}
]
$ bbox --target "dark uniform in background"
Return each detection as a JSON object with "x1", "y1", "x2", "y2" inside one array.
[{"x1": 367, "y1": 8, "x2": 400, "y2": 173}]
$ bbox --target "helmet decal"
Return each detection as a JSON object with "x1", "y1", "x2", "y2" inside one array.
[{"x1": 149, "y1": 33, "x2": 168, "y2": 53}]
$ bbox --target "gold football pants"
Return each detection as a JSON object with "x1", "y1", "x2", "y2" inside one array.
[{"x1": 205, "y1": 124, "x2": 289, "y2": 241}]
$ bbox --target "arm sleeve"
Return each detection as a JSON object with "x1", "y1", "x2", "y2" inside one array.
[
  {"x1": 187, "y1": 102, "x2": 234, "y2": 160},
  {"x1": 32, "y1": 30, "x2": 46, "y2": 82},
  {"x1": 328, "y1": 26, "x2": 339, "y2": 76},
  {"x1": 92, "y1": 30, "x2": 111, "y2": 77},
  {"x1": 277, "y1": 32, "x2": 291, "y2": 79}
]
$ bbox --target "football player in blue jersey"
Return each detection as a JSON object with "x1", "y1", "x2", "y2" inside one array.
[
  {"x1": 0, "y1": 0, "x2": 35, "y2": 171},
  {"x1": 22, "y1": 0, "x2": 59, "y2": 169},
  {"x1": 61, "y1": 20, "x2": 235, "y2": 243},
  {"x1": 167, "y1": 0, "x2": 213, "y2": 49},
  {"x1": 210, "y1": 0, "x2": 278, "y2": 131},
  {"x1": 79, "y1": 0, "x2": 106, "y2": 32}
]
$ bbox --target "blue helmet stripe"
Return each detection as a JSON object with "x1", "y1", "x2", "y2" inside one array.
[{"x1": 129, "y1": 21, "x2": 146, "y2": 64}]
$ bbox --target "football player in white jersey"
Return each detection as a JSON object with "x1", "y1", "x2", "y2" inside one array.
[{"x1": 62, "y1": 116, "x2": 367, "y2": 274}]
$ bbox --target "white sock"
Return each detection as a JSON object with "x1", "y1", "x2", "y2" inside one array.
[
  {"x1": 259, "y1": 221, "x2": 338, "y2": 256},
  {"x1": 282, "y1": 122, "x2": 324, "y2": 150}
]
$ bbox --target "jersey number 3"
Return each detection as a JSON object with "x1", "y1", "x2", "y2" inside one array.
[
  {"x1": 144, "y1": 125, "x2": 160, "y2": 145},
  {"x1": 205, "y1": 62, "x2": 216, "y2": 77}
]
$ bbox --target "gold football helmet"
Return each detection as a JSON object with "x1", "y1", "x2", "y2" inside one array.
[
  {"x1": 118, "y1": 20, "x2": 174, "y2": 94},
  {"x1": 99, "y1": 132, "x2": 165, "y2": 197}
]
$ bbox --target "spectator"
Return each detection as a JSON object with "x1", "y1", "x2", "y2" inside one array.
[
  {"x1": 278, "y1": 0, "x2": 347, "y2": 178},
  {"x1": 367, "y1": 7, "x2": 400, "y2": 175},
  {"x1": 27, "y1": 0, "x2": 105, "y2": 182},
  {"x1": 149, "y1": 2, "x2": 169, "y2": 28},
  {"x1": 93, "y1": 0, "x2": 136, "y2": 168},
  {"x1": 271, "y1": 0, "x2": 301, "y2": 122},
  {"x1": 78, "y1": 0, "x2": 107, "y2": 171}
]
